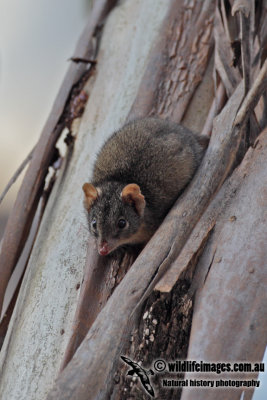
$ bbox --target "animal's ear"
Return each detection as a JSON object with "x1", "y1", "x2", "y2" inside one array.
[
  {"x1": 121, "y1": 184, "x2": 146, "y2": 216},
  {"x1": 82, "y1": 183, "x2": 98, "y2": 211}
]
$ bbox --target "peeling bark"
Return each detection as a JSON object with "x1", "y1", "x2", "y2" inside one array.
[
  {"x1": 0, "y1": 0, "x2": 118, "y2": 316},
  {"x1": 130, "y1": 0, "x2": 215, "y2": 122},
  {"x1": 61, "y1": 0, "x2": 215, "y2": 370},
  {"x1": 0, "y1": 1, "x2": 172, "y2": 399},
  {"x1": 0, "y1": 2, "x2": 266, "y2": 400},
  {"x1": 46, "y1": 59, "x2": 266, "y2": 400},
  {"x1": 181, "y1": 128, "x2": 267, "y2": 400}
]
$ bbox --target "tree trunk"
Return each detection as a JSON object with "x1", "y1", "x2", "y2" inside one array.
[
  {"x1": 0, "y1": 1, "x2": 170, "y2": 399},
  {"x1": 0, "y1": 1, "x2": 266, "y2": 400}
]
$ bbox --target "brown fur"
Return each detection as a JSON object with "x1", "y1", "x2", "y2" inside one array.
[{"x1": 83, "y1": 118, "x2": 208, "y2": 255}]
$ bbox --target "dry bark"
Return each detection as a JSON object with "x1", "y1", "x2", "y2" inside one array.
[
  {"x1": 1, "y1": 1, "x2": 266, "y2": 400},
  {"x1": 181, "y1": 127, "x2": 267, "y2": 400},
  {"x1": 0, "y1": 3, "x2": 173, "y2": 399},
  {"x1": 0, "y1": 0, "x2": 118, "y2": 316},
  {"x1": 46, "y1": 2, "x2": 267, "y2": 399},
  {"x1": 129, "y1": 0, "x2": 214, "y2": 122},
  {"x1": 46, "y1": 54, "x2": 267, "y2": 400},
  {"x1": 114, "y1": 124, "x2": 267, "y2": 400},
  {"x1": 61, "y1": 0, "x2": 216, "y2": 370}
]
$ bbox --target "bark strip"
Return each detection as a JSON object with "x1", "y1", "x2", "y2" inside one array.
[
  {"x1": 129, "y1": 0, "x2": 215, "y2": 122},
  {"x1": 181, "y1": 128, "x2": 267, "y2": 400},
  {"x1": 46, "y1": 55, "x2": 267, "y2": 400},
  {"x1": 60, "y1": 0, "x2": 216, "y2": 370},
  {"x1": 0, "y1": 0, "x2": 118, "y2": 315}
]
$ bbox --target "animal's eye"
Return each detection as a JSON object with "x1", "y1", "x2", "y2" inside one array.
[
  {"x1": 91, "y1": 218, "x2": 97, "y2": 231},
  {"x1": 117, "y1": 218, "x2": 127, "y2": 229}
]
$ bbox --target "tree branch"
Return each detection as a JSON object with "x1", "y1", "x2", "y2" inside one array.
[
  {"x1": 0, "y1": 146, "x2": 35, "y2": 206},
  {"x1": 234, "y1": 58, "x2": 267, "y2": 128}
]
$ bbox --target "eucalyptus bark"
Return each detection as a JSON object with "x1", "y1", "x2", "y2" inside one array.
[
  {"x1": 46, "y1": 59, "x2": 267, "y2": 399},
  {"x1": 0, "y1": 2, "x2": 266, "y2": 400}
]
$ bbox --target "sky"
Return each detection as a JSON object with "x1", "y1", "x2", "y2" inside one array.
[{"x1": 0, "y1": 0, "x2": 90, "y2": 235}]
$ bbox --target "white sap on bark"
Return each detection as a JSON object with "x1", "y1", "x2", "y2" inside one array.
[{"x1": 0, "y1": 1, "x2": 169, "y2": 399}]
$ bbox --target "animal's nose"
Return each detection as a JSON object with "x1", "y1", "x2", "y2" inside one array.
[{"x1": 99, "y1": 241, "x2": 109, "y2": 256}]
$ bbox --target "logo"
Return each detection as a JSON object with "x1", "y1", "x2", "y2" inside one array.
[{"x1": 121, "y1": 356, "x2": 155, "y2": 397}]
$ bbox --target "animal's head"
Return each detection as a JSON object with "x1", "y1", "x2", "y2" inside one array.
[{"x1": 82, "y1": 181, "x2": 146, "y2": 255}]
